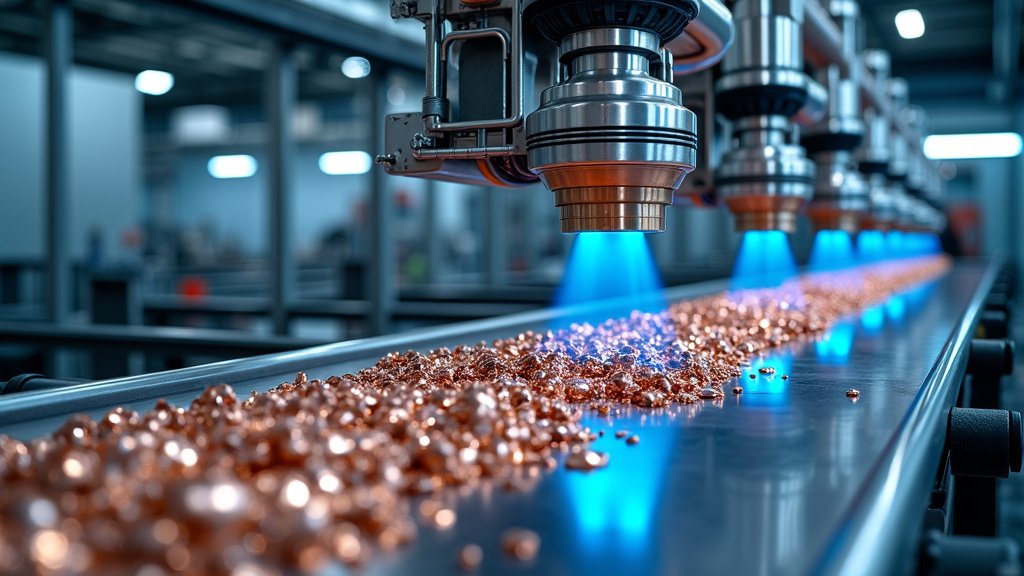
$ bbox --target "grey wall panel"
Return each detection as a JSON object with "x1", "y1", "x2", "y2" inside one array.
[{"x1": 0, "y1": 51, "x2": 140, "y2": 264}]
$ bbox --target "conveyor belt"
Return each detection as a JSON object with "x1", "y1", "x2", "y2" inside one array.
[{"x1": 0, "y1": 260, "x2": 998, "y2": 576}]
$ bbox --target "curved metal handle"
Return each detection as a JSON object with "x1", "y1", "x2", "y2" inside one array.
[{"x1": 666, "y1": 0, "x2": 735, "y2": 74}]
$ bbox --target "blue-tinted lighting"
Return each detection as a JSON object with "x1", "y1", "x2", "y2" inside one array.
[
  {"x1": 742, "y1": 352, "x2": 793, "y2": 408},
  {"x1": 886, "y1": 230, "x2": 907, "y2": 259},
  {"x1": 809, "y1": 230, "x2": 857, "y2": 271},
  {"x1": 731, "y1": 231, "x2": 800, "y2": 290},
  {"x1": 886, "y1": 293, "x2": 906, "y2": 322},
  {"x1": 857, "y1": 230, "x2": 887, "y2": 265},
  {"x1": 815, "y1": 321, "x2": 855, "y2": 364},
  {"x1": 563, "y1": 412, "x2": 674, "y2": 555},
  {"x1": 552, "y1": 232, "x2": 666, "y2": 329},
  {"x1": 904, "y1": 281, "x2": 936, "y2": 311},
  {"x1": 861, "y1": 305, "x2": 885, "y2": 333}
]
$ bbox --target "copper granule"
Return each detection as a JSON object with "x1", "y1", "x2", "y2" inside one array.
[
  {"x1": 782, "y1": 375, "x2": 789, "y2": 380},
  {"x1": 614, "y1": 431, "x2": 629, "y2": 439},
  {"x1": 758, "y1": 367, "x2": 775, "y2": 374},
  {"x1": 699, "y1": 387, "x2": 722, "y2": 399},
  {"x1": 846, "y1": 389, "x2": 861, "y2": 398},
  {"x1": 0, "y1": 256, "x2": 951, "y2": 575},
  {"x1": 458, "y1": 544, "x2": 483, "y2": 572},
  {"x1": 626, "y1": 435, "x2": 640, "y2": 446},
  {"x1": 565, "y1": 450, "x2": 609, "y2": 471},
  {"x1": 732, "y1": 387, "x2": 743, "y2": 395},
  {"x1": 500, "y1": 528, "x2": 540, "y2": 561},
  {"x1": 749, "y1": 374, "x2": 757, "y2": 379}
]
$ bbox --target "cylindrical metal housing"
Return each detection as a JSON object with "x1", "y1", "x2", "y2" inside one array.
[
  {"x1": 714, "y1": 0, "x2": 817, "y2": 233},
  {"x1": 805, "y1": 151, "x2": 869, "y2": 233},
  {"x1": 803, "y1": 62, "x2": 867, "y2": 233},
  {"x1": 715, "y1": 115, "x2": 815, "y2": 233},
  {"x1": 860, "y1": 174, "x2": 897, "y2": 232},
  {"x1": 527, "y1": 27, "x2": 698, "y2": 233}
]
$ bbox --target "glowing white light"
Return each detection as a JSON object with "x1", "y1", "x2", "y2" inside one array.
[
  {"x1": 387, "y1": 84, "x2": 407, "y2": 105},
  {"x1": 923, "y1": 133, "x2": 1023, "y2": 160},
  {"x1": 319, "y1": 151, "x2": 373, "y2": 175},
  {"x1": 341, "y1": 56, "x2": 371, "y2": 79},
  {"x1": 208, "y1": 155, "x2": 258, "y2": 179},
  {"x1": 283, "y1": 479, "x2": 310, "y2": 507},
  {"x1": 895, "y1": 9, "x2": 925, "y2": 39},
  {"x1": 135, "y1": 70, "x2": 175, "y2": 95}
]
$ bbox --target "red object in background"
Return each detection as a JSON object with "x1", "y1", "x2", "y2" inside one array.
[
  {"x1": 177, "y1": 276, "x2": 209, "y2": 300},
  {"x1": 122, "y1": 227, "x2": 141, "y2": 249},
  {"x1": 948, "y1": 203, "x2": 980, "y2": 257}
]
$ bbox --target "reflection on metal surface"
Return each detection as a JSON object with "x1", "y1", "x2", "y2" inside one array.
[
  {"x1": 722, "y1": 398, "x2": 813, "y2": 576},
  {"x1": 816, "y1": 321, "x2": 855, "y2": 364},
  {"x1": 885, "y1": 293, "x2": 906, "y2": 322},
  {"x1": 562, "y1": 411, "x2": 676, "y2": 562},
  {"x1": 861, "y1": 305, "x2": 885, "y2": 334},
  {"x1": 744, "y1": 352, "x2": 793, "y2": 408}
]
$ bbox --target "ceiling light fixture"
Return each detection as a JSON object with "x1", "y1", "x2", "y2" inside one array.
[
  {"x1": 341, "y1": 57, "x2": 371, "y2": 79},
  {"x1": 319, "y1": 151, "x2": 373, "y2": 175},
  {"x1": 208, "y1": 155, "x2": 258, "y2": 179},
  {"x1": 923, "y1": 133, "x2": 1023, "y2": 160},
  {"x1": 135, "y1": 70, "x2": 175, "y2": 95},
  {"x1": 895, "y1": 9, "x2": 925, "y2": 39}
]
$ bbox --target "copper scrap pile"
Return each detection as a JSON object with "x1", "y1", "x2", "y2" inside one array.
[{"x1": 0, "y1": 256, "x2": 951, "y2": 576}]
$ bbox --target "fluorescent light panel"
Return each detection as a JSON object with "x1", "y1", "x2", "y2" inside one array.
[
  {"x1": 135, "y1": 70, "x2": 174, "y2": 95},
  {"x1": 208, "y1": 155, "x2": 258, "y2": 179},
  {"x1": 895, "y1": 9, "x2": 925, "y2": 39},
  {"x1": 924, "y1": 133, "x2": 1023, "y2": 160},
  {"x1": 341, "y1": 57, "x2": 371, "y2": 79},
  {"x1": 319, "y1": 151, "x2": 373, "y2": 175}
]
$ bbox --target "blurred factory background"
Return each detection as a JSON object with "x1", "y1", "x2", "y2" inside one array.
[
  {"x1": 1, "y1": 1, "x2": 1024, "y2": 575},
  {"x1": 0, "y1": 0, "x2": 1020, "y2": 378}
]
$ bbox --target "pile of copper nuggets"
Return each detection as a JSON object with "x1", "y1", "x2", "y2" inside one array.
[{"x1": 0, "y1": 256, "x2": 951, "y2": 575}]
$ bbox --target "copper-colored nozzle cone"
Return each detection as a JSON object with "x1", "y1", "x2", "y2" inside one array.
[
  {"x1": 724, "y1": 196, "x2": 806, "y2": 234},
  {"x1": 554, "y1": 187, "x2": 673, "y2": 234},
  {"x1": 806, "y1": 207, "x2": 863, "y2": 234}
]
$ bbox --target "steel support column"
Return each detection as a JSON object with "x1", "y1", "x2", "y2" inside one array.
[
  {"x1": 425, "y1": 180, "x2": 441, "y2": 284},
  {"x1": 45, "y1": 0, "x2": 71, "y2": 326},
  {"x1": 485, "y1": 187, "x2": 506, "y2": 285},
  {"x1": 266, "y1": 43, "x2": 296, "y2": 335},
  {"x1": 369, "y1": 68, "x2": 395, "y2": 335}
]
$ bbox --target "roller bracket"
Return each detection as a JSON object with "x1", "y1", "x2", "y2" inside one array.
[
  {"x1": 948, "y1": 407, "x2": 1022, "y2": 479},
  {"x1": 919, "y1": 530, "x2": 1022, "y2": 576}
]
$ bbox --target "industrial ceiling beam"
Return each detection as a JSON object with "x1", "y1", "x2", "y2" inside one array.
[{"x1": 155, "y1": 0, "x2": 425, "y2": 71}]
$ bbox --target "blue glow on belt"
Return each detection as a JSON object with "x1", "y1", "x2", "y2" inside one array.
[
  {"x1": 861, "y1": 305, "x2": 885, "y2": 333},
  {"x1": 562, "y1": 413, "x2": 675, "y2": 555},
  {"x1": 815, "y1": 320, "x2": 855, "y2": 364},
  {"x1": 743, "y1": 352, "x2": 793, "y2": 408}
]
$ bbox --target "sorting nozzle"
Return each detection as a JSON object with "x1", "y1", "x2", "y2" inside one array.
[{"x1": 524, "y1": 8, "x2": 700, "y2": 234}]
